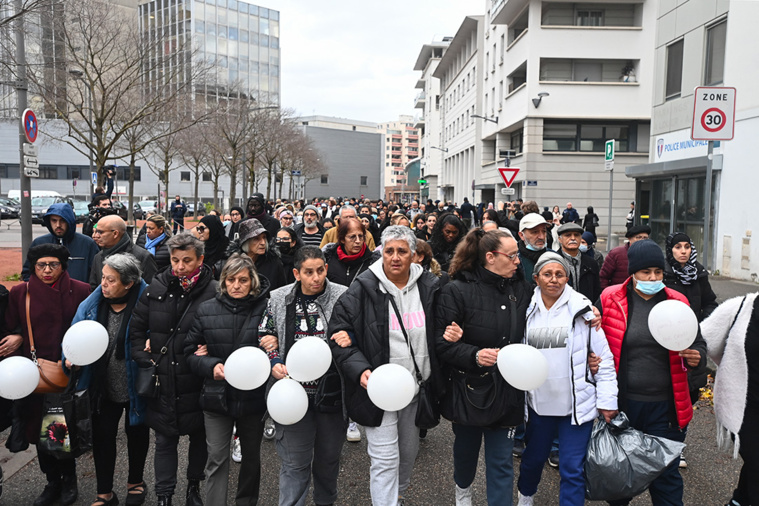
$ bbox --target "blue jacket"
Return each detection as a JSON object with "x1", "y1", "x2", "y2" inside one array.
[
  {"x1": 65, "y1": 281, "x2": 148, "y2": 426},
  {"x1": 22, "y1": 203, "x2": 99, "y2": 284},
  {"x1": 170, "y1": 200, "x2": 186, "y2": 220}
]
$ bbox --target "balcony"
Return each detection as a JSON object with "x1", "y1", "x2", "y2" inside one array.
[
  {"x1": 414, "y1": 91, "x2": 426, "y2": 109},
  {"x1": 414, "y1": 117, "x2": 425, "y2": 129},
  {"x1": 407, "y1": 134, "x2": 419, "y2": 140},
  {"x1": 491, "y1": 0, "x2": 530, "y2": 26}
]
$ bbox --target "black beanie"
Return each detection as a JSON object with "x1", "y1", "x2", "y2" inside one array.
[
  {"x1": 669, "y1": 232, "x2": 690, "y2": 246},
  {"x1": 627, "y1": 239, "x2": 665, "y2": 275}
]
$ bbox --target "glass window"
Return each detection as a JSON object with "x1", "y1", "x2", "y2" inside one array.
[
  {"x1": 249, "y1": 5, "x2": 257, "y2": 15},
  {"x1": 227, "y1": 0, "x2": 237, "y2": 10},
  {"x1": 260, "y1": 7, "x2": 268, "y2": 18},
  {"x1": 217, "y1": 37, "x2": 227, "y2": 54},
  {"x1": 205, "y1": 34, "x2": 216, "y2": 52},
  {"x1": 195, "y1": 20, "x2": 204, "y2": 33},
  {"x1": 260, "y1": 18, "x2": 269, "y2": 35},
  {"x1": 270, "y1": 37, "x2": 279, "y2": 49},
  {"x1": 260, "y1": 63, "x2": 269, "y2": 75},
  {"x1": 206, "y1": 22, "x2": 216, "y2": 36},
  {"x1": 194, "y1": 2, "x2": 204, "y2": 18},
  {"x1": 202, "y1": 171, "x2": 212, "y2": 182},
  {"x1": 217, "y1": 7, "x2": 226, "y2": 25},
  {"x1": 260, "y1": 34, "x2": 269, "y2": 47},
  {"x1": 269, "y1": 19, "x2": 279, "y2": 37},
  {"x1": 579, "y1": 125, "x2": 604, "y2": 151},
  {"x1": 250, "y1": 32, "x2": 259, "y2": 45},
  {"x1": 649, "y1": 178, "x2": 674, "y2": 245},
  {"x1": 269, "y1": 10, "x2": 279, "y2": 21},
  {"x1": 39, "y1": 167, "x2": 58, "y2": 179},
  {"x1": 321, "y1": 175, "x2": 329, "y2": 184},
  {"x1": 239, "y1": 42, "x2": 248, "y2": 57},
  {"x1": 218, "y1": 25, "x2": 227, "y2": 38},
  {"x1": 227, "y1": 40, "x2": 237, "y2": 57},
  {"x1": 360, "y1": 176, "x2": 368, "y2": 186},
  {"x1": 229, "y1": 27, "x2": 238, "y2": 40},
  {"x1": 704, "y1": 20, "x2": 726, "y2": 86},
  {"x1": 576, "y1": 10, "x2": 603, "y2": 26},
  {"x1": 543, "y1": 123, "x2": 577, "y2": 151},
  {"x1": 240, "y1": 29, "x2": 248, "y2": 42},
  {"x1": 238, "y1": 2, "x2": 248, "y2": 13},
  {"x1": 229, "y1": 57, "x2": 238, "y2": 70},
  {"x1": 228, "y1": 10, "x2": 237, "y2": 27},
  {"x1": 181, "y1": 171, "x2": 191, "y2": 181},
  {"x1": 205, "y1": 4, "x2": 215, "y2": 19},
  {"x1": 510, "y1": 129, "x2": 523, "y2": 154},
  {"x1": 249, "y1": 15, "x2": 259, "y2": 32},
  {"x1": 260, "y1": 47, "x2": 268, "y2": 62},
  {"x1": 665, "y1": 40, "x2": 684, "y2": 100},
  {"x1": 218, "y1": 55, "x2": 228, "y2": 68},
  {"x1": 250, "y1": 61, "x2": 259, "y2": 74},
  {"x1": 270, "y1": 65, "x2": 279, "y2": 77}
]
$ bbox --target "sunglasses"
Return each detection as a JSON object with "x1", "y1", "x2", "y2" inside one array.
[{"x1": 196, "y1": 225, "x2": 207, "y2": 233}]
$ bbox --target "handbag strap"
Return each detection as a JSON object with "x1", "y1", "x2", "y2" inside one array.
[
  {"x1": 388, "y1": 296, "x2": 424, "y2": 384},
  {"x1": 506, "y1": 284, "x2": 518, "y2": 347},
  {"x1": 154, "y1": 300, "x2": 194, "y2": 366},
  {"x1": 25, "y1": 285, "x2": 39, "y2": 363}
]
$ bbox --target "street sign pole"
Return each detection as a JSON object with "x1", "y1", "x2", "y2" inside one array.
[
  {"x1": 605, "y1": 139, "x2": 615, "y2": 252},
  {"x1": 703, "y1": 141, "x2": 714, "y2": 270},
  {"x1": 15, "y1": 0, "x2": 33, "y2": 258}
]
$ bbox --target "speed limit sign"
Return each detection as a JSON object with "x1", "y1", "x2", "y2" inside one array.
[{"x1": 691, "y1": 86, "x2": 736, "y2": 141}]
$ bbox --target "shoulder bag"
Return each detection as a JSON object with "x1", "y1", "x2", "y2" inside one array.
[
  {"x1": 134, "y1": 301, "x2": 193, "y2": 398},
  {"x1": 27, "y1": 287, "x2": 69, "y2": 394},
  {"x1": 388, "y1": 297, "x2": 439, "y2": 429}
]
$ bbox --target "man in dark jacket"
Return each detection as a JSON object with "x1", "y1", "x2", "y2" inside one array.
[
  {"x1": 89, "y1": 215, "x2": 157, "y2": 290},
  {"x1": 244, "y1": 193, "x2": 280, "y2": 238},
  {"x1": 560, "y1": 202, "x2": 580, "y2": 224},
  {"x1": 130, "y1": 233, "x2": 217, "y2": 506},
  {"x1": 82, "y1": 195, "x2": 117, "y2": 237},
  {"x1": 22, "y1": 203, "x2": 99, "y2": 284},
  {"x1": 599, "y1": 225, "x2": 650, "y2": 289},
  {"x1": 556, "y1": 222, "x2": 601, "y2": 302},
  {"x1": 459, "y1": 197, "x2": 476, "y2": 229},
  {"x1": 517, "y1": 213, "x2": 550, "y2": 285},
  {"x1": 293, "y1": 205, "x2": 325, "y2": 247},
  {"x1": 170, "y1": 195, "x2": 187, "y2": 234}
]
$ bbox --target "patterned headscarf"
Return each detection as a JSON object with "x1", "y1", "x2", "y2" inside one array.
[{"x1": 665, "y1": 232, "x2": 698, "y2": 285}]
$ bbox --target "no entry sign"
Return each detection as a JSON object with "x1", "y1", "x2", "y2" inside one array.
[
  {"x1": 22, "y1": 108, "x2": 38, "y2": 143},
  {"x1": 691, "y1": 87, "x2": 736, "y2": 141}
]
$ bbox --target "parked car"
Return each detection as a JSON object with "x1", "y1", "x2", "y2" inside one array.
[
  {"x1": 111, "y1": 200, "x2": 144, "y2": 221},
  {"x1": 138, "y1": 200, "x2": 157, "y2": 215},
  {"x1": 29, "y1": 196, "x2": 73, "y2": 224},
  {"x1": 73, "y1": 200, "x2": 90, "y2": 223},
  {"x1": 186, "y1": 202, "x2": 205, "y2": 217},
  {"x1": 0, "y1": 197, "x2": 21, "y2": 219}
]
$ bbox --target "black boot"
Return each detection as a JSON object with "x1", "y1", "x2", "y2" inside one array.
[
  {"x1": 186, "y1": 480, "x2": 202, "y2": 506},
  {"x1": 157, "y1": 495, "x2": 172, "y2": 506},
  {"x1": 60, "y1": 473, "x2": 78, "y2": 506},
  {"x1": 33, "y1": 479, "x2": 62, "y2": 506}
]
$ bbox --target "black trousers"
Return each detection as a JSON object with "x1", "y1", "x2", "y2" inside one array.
[
  {"x1": 153, "y1": 427, "x2": 207, "y2": 496},
  {"x1": 92, "y1": 399, "x2": 150, "y2": 495},
  {"x1": 733, "y1": 401, "x2": 759, "y2": 505},
  {"x1": 37, "y1": 445, "x2": 76, "y2": 482}
]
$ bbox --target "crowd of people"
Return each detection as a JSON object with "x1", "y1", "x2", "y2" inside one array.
[{"x1": 0, "y1": 192, "x2": 755, "y2": 506}]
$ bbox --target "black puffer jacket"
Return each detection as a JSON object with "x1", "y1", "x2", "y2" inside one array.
[
  {"x1": 329, "y1": 268, "x2": 442, "y2": 427},
  {"x1": 435, "y1": 265, "x2": 532, "y2": 427},
  {"x1": 324, "y1": 242, "x2": 380, "y2": 287},
  {"x1": 135, "y1": 232, "x2": 171, "y2": 272},
  {"x1": 184, "y1": 280, "x2": 270, "y2": 418},
  {"x1": 130, "y1": 265, "x2": 217, "y2": 436}
]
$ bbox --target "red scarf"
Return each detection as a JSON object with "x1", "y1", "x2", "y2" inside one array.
[
  {"x1": 173, "y1": 267, "x2": 202, "y2": 293},
  {"x1": 336, "y1": 242, "x2": 367, "y2": 262}
]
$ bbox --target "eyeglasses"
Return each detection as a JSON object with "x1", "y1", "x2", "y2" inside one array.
[
  {"x1": 345, "y1": 234, "x2": 365, "y2": 242},
  {"x1": 539, "y1": 272, "x2": 567, "y2": 281},
  {"x1": 490, "y1": 250, "x2": 519, "y2": 261},
  {"x1": 92, "y1": 228, "x2": 112, "y2": 235},
  {"x1": 35, "y1": 261, "x2": 61, "y2": 271},
  {"x1": 281, "y1": 216, "x2": 293, "y2": 220},
  {"x1": 196, "y1": 226, "x2": 207, "y2": 233},
  {"x1": 304, "y1": 212, "x2": 318, "y2": 217}
]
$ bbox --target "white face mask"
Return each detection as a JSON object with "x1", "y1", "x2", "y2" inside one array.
[
  {"x1": 579, "y1": 244, "x2": 588, "y2": 253},
  {"x1": 633, "y1": 275, "x2": 665, "y2": 295}
]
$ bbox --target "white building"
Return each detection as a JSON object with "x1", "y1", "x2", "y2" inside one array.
[
  {"x1": 378, "y1": 115, "x2": 420, "y2": 203},
  {"x1": 475, "y1": 0, "x2": 657, "y2": 232},
  {"x1": 626, "y1": 0, "x2": 759, "y2": 278},
  {"x1": 432, "y1": 16, "x2": 485, "y2": 206},
  {"x1": 413, "y1": 39, "x2": 450, "y2": 203}
]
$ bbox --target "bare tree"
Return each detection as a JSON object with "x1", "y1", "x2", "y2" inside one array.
[
  {"x1": 256, "y1": 108, "x2": 297, "y2": 200},
  {"x1": 176, "y1": 121, "x2": 212, "y2": 219},
  {"x1": 0, "y1": 0, "x2": 53, "y2": 29}
]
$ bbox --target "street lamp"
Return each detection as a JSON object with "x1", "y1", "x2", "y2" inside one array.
[
  {"x1": 68, "y1": 68, "x2": 94, "y2": 189},
  {"x1": 471, "y1": 114, "x2": 498, "y2": 124}
]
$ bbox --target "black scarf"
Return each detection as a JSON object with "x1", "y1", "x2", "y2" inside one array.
[{"x1": 97, "y1": 283, "x2": 141, "y2": 360}]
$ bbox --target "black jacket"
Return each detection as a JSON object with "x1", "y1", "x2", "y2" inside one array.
[
  {"x1": 130, "y1": 265, "x2": 217, "y2": 436},
  {"x1": 184, "y1": 283, "x2": 270, "y2": 418},
  {"x1": 324, "y1": 242, "x2": 380, "y2": 287},
  {"x1": 90, "y1": 234, "x2": 157, "y2": 290},
  {"x1": 328, "y1": 269, "x2": 442, "y2": 426},
  {"x1": 663, "y1": 262, "x2": 718, "y2": 322},
  {"x1": 135, "y1": 232, "x2": 171, "y2": 272},
  {"x1": 560, "y1": 250, "x2": 602, "y2": 303},
  {"x1": 435, "y1": 266, "x2": 530, "y2": 427}
]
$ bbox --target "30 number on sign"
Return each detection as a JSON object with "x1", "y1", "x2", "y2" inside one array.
[{"x1": 701, "y1": 108, "x2": 726, "y2": 133}]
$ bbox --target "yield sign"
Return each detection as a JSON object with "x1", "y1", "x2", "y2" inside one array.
[{"x1": 498, "y1": 167, "x2": 520, "y2": 188}]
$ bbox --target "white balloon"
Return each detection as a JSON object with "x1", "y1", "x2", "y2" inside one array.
[
  {"x1": 62, "y1": 320, "x2": 109, "y2": 366},
  {"x1": 0, "y1": 356, "x2": 40, "y2": 400},
  {"x1": 367, "y1": 363, "x2": 416, "y2": 412},
  {"x1": 497, "y1": 344, "x2": 549, "y2": 391},
  {"x1": 267, "y1": 378, "x2": 308, "y2": 425},
  {"x1": 224, "y1": 347, "x2": 270, "y2": 390},
  {"x1": 286, "y1": 336, "x2": 332, "y2": 382},
  {"x1": 648, "y1": 299, "x2": 698, "y2": 351}
]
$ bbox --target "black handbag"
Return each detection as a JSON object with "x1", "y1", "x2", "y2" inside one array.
[
  {"x1": 135, "y1": 303, "x2": 193, "y2": 398},
  {"x1": 389, "y1": 298, "x2": 440, "y2": 430},
  {"x1": 199, "y1": 379, "x2": 228, "y2": 414}
]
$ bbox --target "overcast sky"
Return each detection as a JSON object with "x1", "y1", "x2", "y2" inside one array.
[{"x1": 266, "y1": 0, "x2": 481, "y2": 124}]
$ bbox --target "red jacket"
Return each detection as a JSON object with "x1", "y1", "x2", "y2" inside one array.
[
  {"x1": 599, "y1": 278, "x2": 693, "y2": 428},
  {"x1": 599, "y1": 243, "x2": 630, "y2": 289}
]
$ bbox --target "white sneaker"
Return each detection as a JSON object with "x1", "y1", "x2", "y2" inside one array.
[
  {"x1": 517, "y1": 492, "x2": 534, "y2": 506},
  {"x1": 232, "y1": 436, "x2": 242, "y2": 463},
  {"x1": 263, "y1": 417, "x2": 276, "y2": 440},
  {"x1": 455, "y1": 484, "x2": 472, "y2": 506},
  {"x1": 679, "y1": 452, "x2": 687, "y2": 468},
  {"x1": 346, "y1": 421, "x2": 361, "y2": 442}
]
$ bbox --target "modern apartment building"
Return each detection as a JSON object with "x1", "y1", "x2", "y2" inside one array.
[
  {"x1": 626, "y1": 1, "x2": 759, "y2": 277},
  {"x1": 432, "y1": 16, "x2": 485, "y2": 206},
  {"x1": 298, "y1": 116, "x2": 383, "y2": 201},
  {"x1": 413, "y1": 39, "x2": 450, "y2": 203},
  {"x1": 138, "y1": 0, "x2": 280, "y2": 105},
  {"x1": 378, "y1": 115, "x2": 420, "y2": 203}
]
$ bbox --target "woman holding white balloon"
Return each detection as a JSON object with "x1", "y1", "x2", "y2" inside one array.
[
  {"x1": 329, "y1": 225, "x2": 442, "y2": 506},
  {"x1": 184, "y1": 253, "x2": 271, "y2": 506},
  {"x1": 1, "y1": 244, "x2": 90, "y2": 506},
  {"x1": 435, "y1": 228, "x2": 531, "y2": 506},
  {"x1": 516, "y1": 252, "x2": 618, "y2": 506},
  {"x1": 597, "y1": 239, "x2": 706, "y2": 506}
]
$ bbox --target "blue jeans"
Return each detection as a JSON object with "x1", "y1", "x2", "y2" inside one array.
[
  {"x1": 518, "y1": 408, "x2": 592, "y2": 506},
  {"x1": 608, "y1": 399, "x2": 686, "y2": 506},
  {"x1": 452, "y1": 423, "x2": 515, "y2": 506},
  {"x1": 514, "y1": 422, "x2": 559, "y2": 452}
]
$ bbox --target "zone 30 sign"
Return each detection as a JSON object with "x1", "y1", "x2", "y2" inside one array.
[{"x1": 691, "y1": 87, "x2": 736, "y2": 141}]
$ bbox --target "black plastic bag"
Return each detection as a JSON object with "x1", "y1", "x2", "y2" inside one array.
[
  {"x1": 584, "y1": 412, "x2": 685, "y2": 501},
  {"x1": 38, "y1": 379, "x2": 92, "y2": 460}
]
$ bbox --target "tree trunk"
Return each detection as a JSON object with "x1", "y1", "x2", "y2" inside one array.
[
  {"x1": 128, "y1": 154, "x2": 136, "y2": 225},
  {"x1": 229, "y1": 164, "x2": 237, "y2": 209},
  {"x1": 213, "y1": 178, "x2": 220, "y2": 210},
  {"x1": 266, "y1": 164, "x2": 273, "y2": 200},
  {"x1": 193, "y1": 164, "x2": 200, "y2": 221}
]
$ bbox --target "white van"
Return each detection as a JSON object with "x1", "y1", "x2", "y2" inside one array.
[{"x1": 7, "y1": 190, "x2": 62, "y2": 200}]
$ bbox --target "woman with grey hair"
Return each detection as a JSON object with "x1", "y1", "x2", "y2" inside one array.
[
  {"x1": 184, "y1": 253, "x2": 271, "y2": 505},
  {"x1": 65, "y1": 253, "x2": 150, "y2": 506},
  {"x1": 329, "y1": 225, "x2": 443, "y2": 505}
]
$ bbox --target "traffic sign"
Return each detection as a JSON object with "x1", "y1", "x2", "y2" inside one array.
[
  {"x1": 23, "y1": 143, "x2": 38, "y2": 156},
  {"x1": 501, "y1": 188, "x2": 516, "y2": 195},
  {"x1": 24, "y1": 167, "x2": 39, "y2": 178},
  {"x1": 418, "y1": 179, "x2": 427, "y2": 184},
  {"x1": 604, "y1": 139, "x2": 615, "y2": 171},
  {"x1": 24, "y1": 156, "x2": 38, "y2": 168},
  {"x1": 291, "y1": 170, "x2": 302, "y2": 176},
  {"x1": 498, "y1": 167, "x2": 520, "y2": 188},
  {"x1": 91, "y1": 171, "x2": 98, "y2": 185},
  {"x1": 692, "y1": 86, "x2": 736, "y2": 141},
  {"x1": 22, "y1": 108, "x2": 38, "y2": 143}
]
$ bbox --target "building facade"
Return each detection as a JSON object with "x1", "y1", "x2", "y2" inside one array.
[
  {"x1": 378, "y1": 115, "x2": 420, "y2": 203},
  {"x1": 298, "y1": 116, "x2": 383, "y2": 201}
]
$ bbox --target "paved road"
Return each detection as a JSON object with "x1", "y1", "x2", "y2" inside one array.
[{"x1": 1, "y1": 272, "x2": 755, "y2": 505}]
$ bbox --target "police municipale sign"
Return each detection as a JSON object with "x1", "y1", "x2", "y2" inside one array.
[{"x1": 691, "y1": 87, "x2": 736, "y2": 141}]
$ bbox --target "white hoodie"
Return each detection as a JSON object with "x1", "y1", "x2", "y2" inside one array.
[{"x1": 369, "y1": 261, "x2": 431, "y2": 393}]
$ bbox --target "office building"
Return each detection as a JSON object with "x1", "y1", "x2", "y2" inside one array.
[{"x1": 378, "y1": 115, "x2": 420, "y2": 202}]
